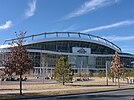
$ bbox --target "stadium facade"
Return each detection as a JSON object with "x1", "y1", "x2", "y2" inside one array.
[{"x1": 0, "y1": 32, "x2": 134, "y2": 77}]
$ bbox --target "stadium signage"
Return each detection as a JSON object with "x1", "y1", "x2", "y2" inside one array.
[
  {"x1": 72, "y1": 47, "x2": 91, "y2": 54},
  {"x1": 77, "y1": 48, "x2": 87, "y2": 54}
]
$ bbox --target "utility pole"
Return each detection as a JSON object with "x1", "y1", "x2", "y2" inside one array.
[
  {"x1": 43, "y1": 65, "x2": 45, "y2": 84},
  {"x1": 51, "y1": 67, "x2": 52, "y2": 79},
  {"x1": 80, "y1": 60, "x2": 83, "y2": 80},
  {"x1": 106, "y1": 61, "x2": 110, "y2": 86},
  {"x1": 86, "y1": 65, "x2": 88, "y2": 79},
  {"x1": 41, "y1": 50, "x2": 45, "y2": 84},
  {"x1": 46, "y1": 62, "x2": 48, "y2": 78}
]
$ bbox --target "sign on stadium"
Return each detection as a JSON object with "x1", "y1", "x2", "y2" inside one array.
[{"x1": 72, "y1": 47, "x2": 91, "y2": 54}]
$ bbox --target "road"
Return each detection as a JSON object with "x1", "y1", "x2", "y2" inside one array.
[{"x1": 26, "y1": 89, "x2": 134, "y2": 100}]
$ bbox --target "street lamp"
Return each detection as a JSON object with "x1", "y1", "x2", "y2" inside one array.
[
  {"x1": 105, "y1": 61, "x2": 110, "y2": 86},
  {"x1": 105, "y1": 61, "x2": 108, "y2": 86}
]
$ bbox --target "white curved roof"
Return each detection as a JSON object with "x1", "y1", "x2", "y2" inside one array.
[{"x1": 2, "y1": 32, "x2": 121, "y2": 52}]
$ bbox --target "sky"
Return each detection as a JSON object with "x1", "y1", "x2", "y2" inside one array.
[{"x1": 0, "y1": 0, "x2": 134, "y2": 54}]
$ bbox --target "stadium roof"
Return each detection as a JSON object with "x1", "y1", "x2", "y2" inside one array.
[{"x1": 1, "y1": 32, "x2": 121, "y2": 52}]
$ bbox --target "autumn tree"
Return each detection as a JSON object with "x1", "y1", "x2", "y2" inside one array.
[
  {"x1": 3, "y1": 32, "x2": 32, "y2": 95},
  {"x1": 53, "y1": 57, "x2": 73, "y2": 85},
  {"x1": 111, "y1": 52, "x2": 123, "y2": 88}
]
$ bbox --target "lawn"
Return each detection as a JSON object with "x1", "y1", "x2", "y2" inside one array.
[
  {"x1": 0, "y1": 77, "x2": 131, "y2": 91},
  {"x1": 0, "y1": 77, "x2": 133, "y2": 99}
]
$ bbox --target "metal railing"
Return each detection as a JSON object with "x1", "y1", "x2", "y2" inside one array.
[{"x1": 3, "y1": 32, "x2": 121, "y2": 52}]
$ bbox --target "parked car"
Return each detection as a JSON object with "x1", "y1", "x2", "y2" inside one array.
[
  {"x1": 17, "y1": 77, "x2": 27, "y2": 81},
  {"x1": 45, "y1": 77, "x2": 50, "y2": 79},
  {"x1": 1, "y1": 77, "x2": 16, "y2": 81},
  {"x1": 1, "y1": 76, "x2": 27, "y2": 81}
]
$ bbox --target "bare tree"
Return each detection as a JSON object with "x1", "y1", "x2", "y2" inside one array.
[
  {"x1": 3, "y1": 32, "x2": 33, "y2": 95},
  {"x1": 111, "y1": 52, "x2": 123, "y2": 88}
]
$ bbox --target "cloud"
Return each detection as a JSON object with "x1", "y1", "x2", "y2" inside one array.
[
  {"x1": 64, "y1": 0, "x2": 119, "y2": 20},
  {"x1": 102, "y1": 35, "x2": 134, "y2": 42},
  {"x1": 25, "y1": 0, "x2": 36, "y2": 18},
  {"x1": 62, "y1": 25, "x2": 76, "y2": 32},
  {"x1": 0, "y1": 21, "x2": 13, "y2": 30},
  {"x1": 81, "y1": 20, "x2": 134, "y2": 33},
  {"x1": 120, "y1": 45, "x2": 134, "y2": 53},
  {"x1": 121, "y1": 48, "x2": 134, "y2": 51}
]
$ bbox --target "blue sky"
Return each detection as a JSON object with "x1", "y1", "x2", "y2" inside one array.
[{"x1": 0, "y1": 0, "x2": 134, "y2": 54}]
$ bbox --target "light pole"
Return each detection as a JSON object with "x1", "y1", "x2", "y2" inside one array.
[
  {"x1": 46, "y1": 62, "x2": 48, "y2": 78},
  {"x1": 80, "y1": 60, "x2": 83, "y2": 80},
  {"x1": 105, "y1": 61, "x2": 110, "y2": 86},
  {"x1": 43, "y1": 65, "x2": 45, "y2": 84},
  {"x1": 40, "y1": 50, "x2": 45, "y2": 84}
]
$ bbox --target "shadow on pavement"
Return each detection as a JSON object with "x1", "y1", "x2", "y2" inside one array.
[
  {"x1": 0, "y1": 89, "x2": 27, "y2": 91},
  {"x1": 66, "y1": 84, "x2": 115, "y2": 87},
  {"x1": 57, "y1": 94, "x2": 134, "y2": 100}
]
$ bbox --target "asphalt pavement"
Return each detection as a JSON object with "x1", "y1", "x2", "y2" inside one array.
[{"x1": 25, "y1": 89, "x2": 134, "y2": 100}]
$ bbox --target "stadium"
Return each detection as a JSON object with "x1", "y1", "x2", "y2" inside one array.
[{"x1": 0, "y1": 32, "x2": 134, "y2": 77}]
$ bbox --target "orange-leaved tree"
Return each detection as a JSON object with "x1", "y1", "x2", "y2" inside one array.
[
  {"x1": 111, "y1": 52, "x2": 123, "y2": 88},
  {"x1": 3, "y1": 32, "x2": 33, "y2": 95}
]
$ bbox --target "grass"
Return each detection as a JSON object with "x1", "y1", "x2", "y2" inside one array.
[
  {"x1": 0, "y1": 77, "x2": 133, "y2": 99},
  {"x1": 0, "y1": 77, "x2": 131, "y2": 91}
]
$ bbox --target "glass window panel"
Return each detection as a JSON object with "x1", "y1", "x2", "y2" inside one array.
[
  {"x1": 70, "y1": 33, "x2": 79, "y2": 38},
  {"x1": 46, "y1": 33, "x2": 56, "y2": 38},
  {"x1": 58, "y1": 33, "x2": 69, "y2": 38},
  {"x1": 80, "y1": 34, "x2": 88, "y2": 39}
]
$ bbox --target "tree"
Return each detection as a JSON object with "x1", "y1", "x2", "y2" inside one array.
[
  {"x1": 125, "y1": 69, "x2": 134, "y2": 78},
  {"x1": 121, "y1": 65, "x2": 126, "y2": 81},
  {"x1": 88, "y1": 71, "x2": 93, "y2": 78},
  {"x1": 53, "y1": 57, "x2": 73, "y2": 85},
  {"x1": 108, "y1": 71, "x2": 114, "y2": 83},
  {"x1": 111, "y1": 52, "x2": 123, "y2": 88},
  {"x1": 0, "y1": 70, "x2": 5, "y2": 84},
  {"x1": 125, "y1": 69, "x2": 131, "y2": 78},
  {"x1": 98, "y1": 70, "x2": 106, "y2": 78},
  {"x1": 3, "y1": 32, "x2": 32, "y2": 95}
]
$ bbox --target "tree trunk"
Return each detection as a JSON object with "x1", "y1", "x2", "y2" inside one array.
[
  {"x1": 115, "y1": 77, "x2": 117, "y2": 85},
  {"x1": 123, "y1": 74, "x2": 125, "y2": 81},
  {"x1": 118, "y1": 75, "x2": 120, "y2": 88},
  {"x1": 63, "y1": 82, "x2": 65, "y2": 85},
  {"x1": 0, "y1": 80, "x2": 2, "y2": 85},
  {"x1": 20, "y1": 74, "x2": 22, "y2": 95},
  {"x1": 0, "y1": 77, "x2": 2, "y2": 85},
  {"x1": 63, "y1": 75, "x2": 65, "y2": 85},
  {"x1": 112, "y1": 76, "x2": 114, "y2": 83}
]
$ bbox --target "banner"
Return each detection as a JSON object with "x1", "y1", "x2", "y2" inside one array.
[{"x1": 72, "y1": 47, "x2": 91, "y2": 54}]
